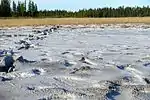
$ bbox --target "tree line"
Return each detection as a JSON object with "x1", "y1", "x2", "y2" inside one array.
[
  {"x1": 1, "y1": 0, "x2": 150, "y2": 17},
  {"x1": 0, "y1": 0, "x2": 38, "y2": 17}
]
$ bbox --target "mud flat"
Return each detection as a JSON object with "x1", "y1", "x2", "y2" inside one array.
[{"x1": 1, "y1": 24, "x2": 150, "y2": 100}]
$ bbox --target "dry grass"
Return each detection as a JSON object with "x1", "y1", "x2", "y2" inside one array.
[{"x1": 0, "y1": 17, "x2": 150, "y2": 27}]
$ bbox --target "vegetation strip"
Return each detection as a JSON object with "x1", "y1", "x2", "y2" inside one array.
[
  {"x1": 1, "y1": 0, "x2": 150, "y2": 18},
  {"x1": 0, "y1": 18, "x2": 150, "y2": 27}
]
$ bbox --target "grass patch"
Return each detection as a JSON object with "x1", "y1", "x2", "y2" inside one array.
[{"x1": 0, "y1": 17, "x2": 150, "y2": 27}]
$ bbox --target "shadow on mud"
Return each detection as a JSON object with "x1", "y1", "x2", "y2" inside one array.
[
  {"x1": 106, "y1": 81, "x2": 121, "y2": 100},
  {"x1": 106, "y1": 90, "x2": 120, "y2": 100},
  {"x1": 0, "y1": 66, "x2": 6, "y2": 73}
]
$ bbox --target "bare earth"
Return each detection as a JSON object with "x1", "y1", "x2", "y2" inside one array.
[
  {"x1": 1, "y1": 17, "x2": 150, "y2": 27},
  {"x1": 1, "y1": 24, "x2": 150, "y2": 100}
]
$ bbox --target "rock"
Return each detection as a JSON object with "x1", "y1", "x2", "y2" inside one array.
[
  {"x1": 24, "y1": 44, "x2": 30, "y2": 49},
  {"x1": 0, "y1": 50, "x2": 5, "y2": 57},
  {"x1": 41, "y1": 58, "x2": 48, "y2": 61},
  {"x1": 19, "y1": 40, "x2": 26, "y2": 44},
  {"x1": 52, "y1": 27, "x2": 57, "y2": 30},
  {"x1": 80, "y1": 57, "x2": 85, "y2": 61},
  {"x1": 143, "y1": 78, "x2": 150, "y2": 84},
  {"x1": 1, "y1": 77, "x2": 13, "y2": 82},
  {"x1": 32, "y1": 69, "x2": 41, "y2": 75},
  {"x1": 62, "y1": 51, "x2": 70, "y2": 55},
  {"x1": 14, "y1": 34, "x2": 17, "y2": 37},
  {"x1": 106, "y1": 81, "x2": 121, "y2": 100},
  {"x1": 18, "y1": 34, "x2": 28, "y2": 37},
  {"x1": 17, "y1": 56, "x2": 36, "y2": 63},
  {"x1": 70, "y1": 68, "x2": 79, "y2": 74},
  {"x1": 122, "y1": 76, "x2": 133, "y2": 82},
  {"x1": 79, "y1": 57, "x2": 97, "y2": 65},
  {"x1": 18, "y1": 44, "x2": 30, "y2": 50},
  {"x1": 0, "y1": 50, "x2": 14, "y2": 57},
  {"x1": 43, "y1": 29, "x2": 49, "y2": 32},
  {"x1": 56, "y1": 25, "x2": 60, "y2": 28},
  {"x1": 70, "y1": 66, "x2": 91, "y2": 74},
  {"x1": 32, "y1": 68, "x2": 45, "y2": 75},
  {"x1": 64, "y1": 60, "x2": 74, "y2": 67},
  {"x1": 36, "y1": 36, "x2": 40, "y2": 40},
  {"x1": 37, "y1": 30, "x2": 42, "y2": 33},
  {"x1": 136, "y1": 60, "x2": 142, "y2": 63},
  {"x1": 32, "y1": 30, "x2": 37, "y2": 32},
  {"x1": 80, "y1": 66, "x2": 91, "y2": 71},
  {"x1": 27, "y1": 86, "x2": 35, "y2": 90},
  {"x1": 5, "y1": 35, "x2": 12, "y2": 37},
  {"x1": 36, "y1": 36, "x2": 45, "y2": 40},
  {"x1": 17, "y1": 40, "x2": 32, "y2": 50},
  {"x1": 121, "y1": 25, "x2": 130, "y2": 28},
  {"x1": 38, "y1": 97, "x2": 52, "y2": 100},
  {"x1": 29, "y1": 34, "x2": 34, "y2": 37},
  {"x1": 18, "y1": 47, "x2": 25, "y2": 50},
  {"x1": 43, "y1": 32, "x2": 47, "y2": 35},
  {"x1": 38, "y1": 98, "x2": 47, "y2": 100},
  {"x1": 50, "y1": 26, "x2": 58, "y2": 32},
  {"x1": 116, "y1": 65, "x2": 125, "y2": 70},
  {"x1": 143, "y1": 63, "x2": 150, "y2": 67}
]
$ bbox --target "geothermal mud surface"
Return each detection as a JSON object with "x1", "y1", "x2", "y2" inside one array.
[{"x1": 1, "y1": 24, "x2": 150, "y2": 100}]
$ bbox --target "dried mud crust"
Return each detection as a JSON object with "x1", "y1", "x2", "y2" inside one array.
[{"x1": 1, "y1": 25, "x2": 150, "y2": 100}]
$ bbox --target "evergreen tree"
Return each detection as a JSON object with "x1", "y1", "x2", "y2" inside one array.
[
  {"x1": 20, "y1": 3, "x2": 25, "y2": 16},
  {"x1": 0, "y1": 3, "x2": 1, "y2": 17},
  {"x1": 17, "y1": 1, "x2": 21, "y2": 16},
  {"x1": 12, "y1": 1, "x2": 17, "y2": 13},
  {"x1": 0, "y1": 0, "x2": 11, "y2": 17},
  {"x1": 28, "y1": 0, "x2": 32, "y2": 16},
  {"x1": 31, "y1": 1, "x2": 35, "y2": 16},
  {"x1": 1, "y1": 1, "x2": 150, "y2": 18},
  {"x1": 34, "y1": 3, "x2": 38, "y2": 17},
  {"x1": 24, "y1": 0, "x2": 26, "y2": 12},
  {"x1": 24, "y1": 0, "x2": 27, "y2": 16}
]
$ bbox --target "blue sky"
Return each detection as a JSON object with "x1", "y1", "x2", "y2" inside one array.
[{"x1": 16, "y1": 0, "x2": 150, "y2": 11}]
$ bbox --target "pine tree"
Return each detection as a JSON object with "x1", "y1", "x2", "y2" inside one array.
[
  {"x1": 17, "y1": 1, "x2": 21, "y2": 16},
  {"x1": 13, "y1": 1, "x2": 17, "y2": 12},
  {"x1": 12, "y1": 1, "x2": 17, "y2": 16},
  {"x1": 0, "y1": 0, "x2": 11, "y2": 17},
  {"x1": 24, "y1": 0, "x2": 26, "y2": 12},
  {"x1": 20, "y1": 3, "x2": 25, "y2": 16},
  {"x1": 28, "y1": 0, "x2": 32, "y2": 16},
  {"x1": 31, "y1": 1, "x2": 35, "y2": 16},
  {"x1": 0, "y1": 3, "x2": 1, "y2": 17},
  {"x1": 34, "y1": 3, "x2": 38, "y2": 17}
]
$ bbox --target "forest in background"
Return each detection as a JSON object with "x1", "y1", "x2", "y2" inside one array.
[{"x1": 1, "y1": 0, "x2": 150, "y2": 18}]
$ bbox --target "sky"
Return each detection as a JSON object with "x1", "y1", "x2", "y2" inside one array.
[{"x1": 16, "y1": 0, "x2": 150, "y2": 11}]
